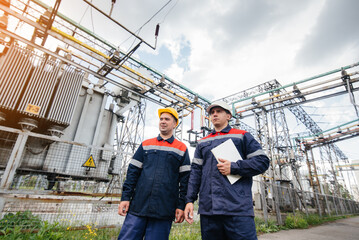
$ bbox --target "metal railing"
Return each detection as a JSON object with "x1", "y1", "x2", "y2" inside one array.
[{"x1": 258, "y1": 180, "x2": 359, "y2": 225}]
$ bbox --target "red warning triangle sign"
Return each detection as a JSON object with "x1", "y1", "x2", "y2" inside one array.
[{"x1": 82, "y1": 155, "x2": 96, "y2": 168}]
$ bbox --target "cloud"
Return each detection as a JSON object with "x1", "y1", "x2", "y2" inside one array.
[
  {"x1": 141, "y1": 0, "x2": 327, "y2": 99},
  {"x1": 137, "y1": 45, "x2": 173, "y2": 71},
  {"x1": 164, "y1": 62, "x2": 185, "y2": 82},
  {"x1": 176, "y1": 0, "x2": 313, "y2": 53},
  {"x1": 295, "y1": 0, "x2": 359, "y2": 67},
  {"x1": 60, "y1": 0, "x2": 358, "y2": 101},
  {"x1": 23, "y1": 0, "x2": 358, "y2": 183}
]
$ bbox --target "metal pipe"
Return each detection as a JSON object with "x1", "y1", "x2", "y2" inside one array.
[
  {"x1": 345, "y1": 74, "x2": 359, "y2": 117},
  {"x1": 56, "y1": 46, "x2": 147, "y2": 91},
  {"x1": 295, "y1": 119, "x2": 359, "y2": 140},
  {"x1": 14, "y1": 1, "x2": 211, "y2": 106},
  {"x1": 235, "y1": 73, "x2": 348, "y2": 110},
  {"x1": 232, "y1": 61, "x2": 359, "y2": 105},
  {"x1": 239, "y1": 86, "x2": 359, "y2": 121},
  {"x1": 237, "y1": 77, "x2": 359, "y2": 115},
  {"x1": 31, "y1": 0, "x2": 117, "y2": 49},
  {"x1": 51, "y1": 26, "x2": 110, "y2": 59},
  {"x1": 0, "y1": 5, "x2": 200, "y2": 109},
  {"x1": 0, "y1": 28, "x2": 166, "y2": 107},
  {"x1": 52, "y1": 26, "x2": 195, "y2": 106}
]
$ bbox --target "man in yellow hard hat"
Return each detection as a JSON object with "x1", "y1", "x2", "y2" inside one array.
[{"x1": 118, "y1": 107, "x2": 190, "y2": 240}]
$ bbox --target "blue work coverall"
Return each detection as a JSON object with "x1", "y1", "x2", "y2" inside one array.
[
  {"x1": 186, "y1": 125, "x2": 270, "y2": 240},
  {"x1": 119, "y1": 135, "x2": 191, "y2": 240}
]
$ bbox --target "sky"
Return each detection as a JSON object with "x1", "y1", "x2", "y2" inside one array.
[
  {"x1": 53, "y1": 0, "x2": 359, "y2": 99},
  {"x1": 51, "y1": 0, "x2": 359, "y2": 183}
]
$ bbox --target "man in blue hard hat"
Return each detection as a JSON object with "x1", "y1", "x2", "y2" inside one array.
[
  {"x1": 118, "y1": 107, "x2": 191, "y2": 240},
  {"x1": 184, "y1": 100, "x2": 270, "y2": 240}
]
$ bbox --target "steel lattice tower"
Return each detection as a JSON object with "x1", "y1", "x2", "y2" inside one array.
[{"x1": 115, "y1": 100, "x2": 146, "y2": 190}]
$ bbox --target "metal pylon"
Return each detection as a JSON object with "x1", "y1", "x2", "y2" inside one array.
[
  {"x1": 269, "y1": 95, "x2": 297, "y2": 182},
  {"x1": 114, "y1": 100, "x2": 146, "y2": 191},
  {"x1": 253, "y1": 109, "x2": 273, "y2": 178}
]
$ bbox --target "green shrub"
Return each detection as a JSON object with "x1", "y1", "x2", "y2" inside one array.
[
  {"x1": 305, "y1": 214, "x2": 321, "y2": 225},
  {"x1": 255, "y1": 217, "x2": 281, "y2": 233},
  {"x1": 0, "y1": 211, "x2": 42, "y2": 231},
  {"x1": 285, "y1": 214, "x2": 308, "y2": 229}
]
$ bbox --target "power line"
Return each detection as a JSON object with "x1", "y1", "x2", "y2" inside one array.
[
  {"x1": 303, "y1": 105, "x2": 355, "y2": 109},
  {"x1": 120, "y1": 0, "x2": 174, "y2": 47},
  {"x1": 90, "y1": 0, "x2": 95, "y2": 33},
  {"x1": 160, "y1": 0, "x2": 178, "y2": 24},
  {"x1": 78, "y1": 4, "x2": 90, "y2": 25},
  {"x1": 139, "y1": 0, "x2": 173, "y2": 31}
]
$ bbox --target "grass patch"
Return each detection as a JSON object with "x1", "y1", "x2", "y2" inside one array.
[
  {"x1": 255, "y1": 213, "x2": 356, "y2": 235},
  {"x1": 0, "y1": 210, "x2": 355, "y2": 239},
  {"x1": 285, "y1": 213, "x2": 309, "y2": 229},
  {"x1": 169, "y1": 221, "x2": 201, "y2": 240},
  {"x1": 255, "y1": 217, "x2": 281, "y2": 233}
]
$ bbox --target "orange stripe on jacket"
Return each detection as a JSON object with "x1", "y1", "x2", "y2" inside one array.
[
  {"x1": 142, "y1": 137, "x2": 187, "y2": 153},
  {"x1": 201, "y1": 128, "x2": 247, "y2": 141}
]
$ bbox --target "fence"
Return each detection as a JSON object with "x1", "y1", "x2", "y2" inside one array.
[
  {"x1": 258, "y1": 180, "x2": 359, "y2": 225},
  {"x1": 0, "y1": 125, "x2": 128, "y2": 228},
  {"x1": 0, "y1": 125, "x2": 358, "y2": 231}
]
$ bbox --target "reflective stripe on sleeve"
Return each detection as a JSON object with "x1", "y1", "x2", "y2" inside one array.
[
  {"x1": 130, "y1": 159, "x2": 143, "y2": 168},
  {"x1": 179, "y1": 165, "x2": 191, "y2": 172},
  {"x1": 192, "y1": 157, "x2": 203, "y2": 165},
  {"x1": 247, "y1": 149, "x2": 266, "y2": 158}
]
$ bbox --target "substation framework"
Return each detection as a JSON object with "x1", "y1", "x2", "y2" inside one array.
[
  {"x1": 214, "y1": 66, "x2": 359, "y2": 223},
  {"x1": 0, "y1": 0, "x2": 211, "y2": 189},
  {"x1": 0, "y1": 0, "x2": 213, "y2": 227},
  {"x1": 0, "y1": 0, "x2": 359, "y2": 228},
  {"x1": 217, "y1": 65, "x2": 359, "y2": 195}
]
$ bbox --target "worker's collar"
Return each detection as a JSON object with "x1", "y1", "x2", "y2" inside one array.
[
  {"x1": 211, "y1": 124, "x2": 231, "y2": 134},
  {"x1": 157, "y1": 134, "x2": 175, "y2": 143}
]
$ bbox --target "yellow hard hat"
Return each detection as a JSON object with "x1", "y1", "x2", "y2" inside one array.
[{"x1": 158, "y1": 107, "x2": 179, "y2": 126}]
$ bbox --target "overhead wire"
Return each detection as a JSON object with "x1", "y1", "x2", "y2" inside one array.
[
  {"x1": 139, "y1": 0, "x2": 173, "y2": 30},
  {"x1": 159, "y1": 0, "x2": 178, "y2": 24},
  {"x1": 78, "y1": 3, "x2": 90, "y2": 26},
  {"x1": 119, "y1": 0, "x2": 174, "y2": 49},
  {"x1": 90, "y1": 0, "x2": 95, "y2": 33}
]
